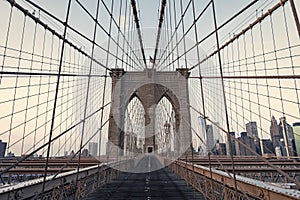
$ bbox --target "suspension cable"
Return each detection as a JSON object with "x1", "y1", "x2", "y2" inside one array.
[
  {"x1": 152, "y1": 0, "x2": 167, "y2": 69},
  {"x1": 130, "y1": 0, "x2": 147, "y2": 69}
]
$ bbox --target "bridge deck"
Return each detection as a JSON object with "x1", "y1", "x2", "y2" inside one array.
[{"x1": 87, "y1": 156, "x2": 204, "y2": 200}]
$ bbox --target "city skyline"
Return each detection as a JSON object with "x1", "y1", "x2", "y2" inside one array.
[{"x1": 201, "y1": 115, "x2": 300, "y2": 158}]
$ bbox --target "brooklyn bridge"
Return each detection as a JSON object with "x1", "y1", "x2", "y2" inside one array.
[{"x1": 0, "y1": 0, "x2": 300, "y2": 199}]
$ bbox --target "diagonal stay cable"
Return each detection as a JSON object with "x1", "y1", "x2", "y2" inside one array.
[
  {"x1": 155, "y1": 0, "x2": 193, "y2": 69},
  {"x1": 22, "y1": 0, "x2": 137, "y2": 71},
  {"x1": 42, "y1": 0, "x2": 72, "y2": 192},
  {"x1": 158, "y1": 0, "x2": 260, "y2": 71},
  {"x1": 188, "y1": 0, "x2": 282, "y2": 72},
  {"x1": 99, "y1": 0, "x2": 145, "y2": 69},
  {"x1": 75, "y1": 0, "x2": 143, "y2": 70},
  {"x1": 189, "y1": 104, "x2": 300, "y2": 189},
  {"x1": 75, "y1": 0, "x2": 102, "y2": 187},
  {"x1": 0, "y1": 102, "x2": 110, "y2": 177},
  {"x1": 6, "y1": 0, "x2": 111, "y2": 72},
  {"x1": 162, "y1": 0, "x2": 260, "y2": 71},
  {"x1": 34, "y1": 119, "x2": 110, "y2": 199},
  {"x1": 158, "y1": 0, "x2": 210, "y2": 71}
]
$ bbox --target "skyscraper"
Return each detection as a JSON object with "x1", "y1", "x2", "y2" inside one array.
[
  {"x1": 246, "y1": 122, "x2": 261, "y2": 155},
  {"x1": 213, "y1": 122, "x2": 221, "y2": 141},
  {"x1": 229, "y1": 132, "x2": 236, "y2": 156},
  {"x1": 270, "y1": 116, "x2": 284, "y2": 156},
  {"x1": 0, "y1": 140, "x2": 7, "y2": 158},
  {"x1": 206, "y1": 125, "x2": 215, "y2": 152},
  {"x1": 270, "y1": 116, "x2": 281, "y2": 147},
  {"x1": 214, "y1": 140, "x2": 227, "y2": 155},
  {"x1": 279, "y1": 117, "x2": 296, "y2": 157},
  {"x1": 82, "y1": 149, "x2": 89, "y2": 157},
  {"x1": 236, "y1": 132, "x2": 256, "y2": 156},
  {"x1": 246, "y1": 122, "x2": 258, "y2": 138},
  {"x1": 261, "y1": 139, "x2": 275, "y2": 155},
  {"x1": 253, "y1": 136, "x2": 262, "y2": 155},
  {"x1": 292, "y1": 122, "x2": 300, "y2": 156},
  {"x1": 89, "y1": 142, "x2": 98, "y2": 157}
]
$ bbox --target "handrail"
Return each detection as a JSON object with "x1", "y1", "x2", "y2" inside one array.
[{"x1": 172, "y1": 160, "x2": 300, "y2": 200}]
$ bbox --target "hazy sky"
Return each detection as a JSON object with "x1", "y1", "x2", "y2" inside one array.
[{"x1": 0, "y1": 0, "x2": 299, "y2": 156}]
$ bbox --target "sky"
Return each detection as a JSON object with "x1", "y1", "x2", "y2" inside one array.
[{"x1": 0, "y1": 0, "x2": 299, "y2": 156}]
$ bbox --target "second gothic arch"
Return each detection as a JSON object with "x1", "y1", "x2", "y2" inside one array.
[{"x1": 127, "y1": 83, "x2": 180, "y2": 131}]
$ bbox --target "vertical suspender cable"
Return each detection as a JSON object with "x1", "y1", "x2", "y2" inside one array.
[
  {"x1": 42, "y1": 0, "x2": 72, "y2": 193},
  {"x1": 211, "y1": 0, "x2": 239, "y2": 198},
  {"x1": 21, "y1": 20, "x2": 38, "y2": 155},
  {"x1": 179, "y1": 0, "x2": 188, "y2": 68},
  {"x1": 75, "y1": 0, "x2": 102, "y2": 186},
  {"x1": 8, "y1": 12, "x2": 27, "y2": 155},
  {"x1": 0, "y1": 5, "x2": 13, "y2": 85}
]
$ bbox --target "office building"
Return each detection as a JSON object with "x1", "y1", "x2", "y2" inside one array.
[
  {"x1": 279, "y1": 117, "x2": 296, "y2": 156},
  {"x1": 82, "y1": 149, "x2": 89, "y2": 157},
  {"x1": 246, "y1": 122, "x2": 258, "y2": 138},
  {"x1": 0, "y1": 140, "x2": 7, "y2": 158},
  {"x1": 214, "y1": 140, "x2": 227, "y2": 155},
  {"x1": 236, "y1": 132, "x2": 255, "y2": 156},
  {"x1": 229, "y1": 132, "x2": 236, "y2": 156},
  {"x1": 261, "y1": 139, "x2": 275, "y2": 155},
  {"x1": 89, "y1": 142, "x2": 98, "y2": 157},
  {"x1": 270, "y1": 116, "x2": 282, "y2": 148},
  {"x1": 245, "y1": 122, "x2": 262, "y2": 155},
  {"x1": 213, "y1": 122, "x2": 221, "y2": 141},
  {"x1": 206, "y1": 125, "x2": 215, "y2": 152},
  {"x1": 253, "y1": 136, "x2": 262, "y2": 155},
  {"x1": 293, "y1": 122, "x2": 300, "y2": 156}
]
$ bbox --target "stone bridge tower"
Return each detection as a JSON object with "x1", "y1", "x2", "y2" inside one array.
[{"x1": 107, "y1": 68, "x2": 191, "y2": 157}]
